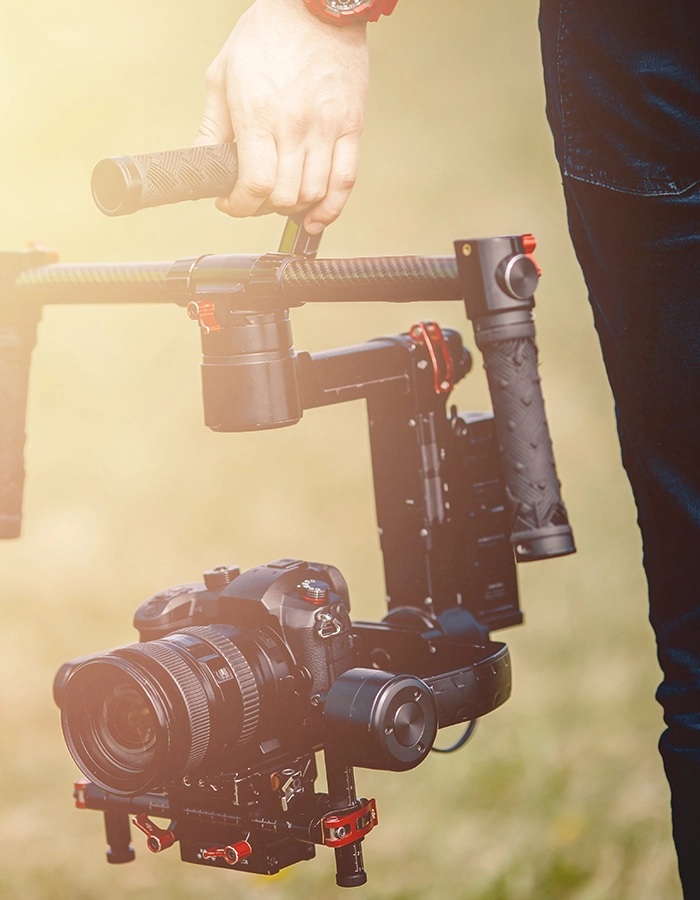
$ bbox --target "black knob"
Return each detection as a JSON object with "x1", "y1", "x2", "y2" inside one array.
[
  {"x1": 203, "y1": 566, "x2": 240, "y2": 591},
  {"x1": 496, "y1": 253, "x2": 539, "y2": 300}
]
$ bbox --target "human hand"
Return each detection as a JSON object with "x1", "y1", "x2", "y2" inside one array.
[{"x1": 195, "y1": 0, "x2": 369, "y2": 234}]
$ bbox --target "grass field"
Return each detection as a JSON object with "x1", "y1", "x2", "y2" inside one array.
[{"x1": 0, "y1": 2, "x2": 682, "y2": 897}]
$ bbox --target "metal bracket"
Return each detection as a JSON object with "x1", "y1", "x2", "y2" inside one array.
[{"x1": 321, "y1": 798, "x2": 378, "y2": 848}]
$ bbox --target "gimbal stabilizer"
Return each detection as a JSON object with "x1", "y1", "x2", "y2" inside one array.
[{"x1": 2, "y1": 142, "x2": 574, "y2": 887}]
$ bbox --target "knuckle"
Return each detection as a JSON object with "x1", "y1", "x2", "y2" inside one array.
[
  {"x1": 342, "y1": 113, "x2": 364, "y2": 136},
  {"x1": 269, "y1": 191, "x2": 298, "y2": 210},
  {"x1": 317, "y1": 199, "x2": 344, "y2": 223},
  {"x1": 241, "y1": 174, "x2": 275, "y2": 199},
  {"x1": 285, "y1": 108, "x2": 310, "y2": 140},
  {"x1": 334, "y1": 169, "x2": 357, "y2": 193},
  {"x1": 299, "y1": 187, "x2": 326, "y2": 206}
]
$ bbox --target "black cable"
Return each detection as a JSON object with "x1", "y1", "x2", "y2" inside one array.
[{"x1": 430, "y1": 719, "x2": 479, "y2": 754}]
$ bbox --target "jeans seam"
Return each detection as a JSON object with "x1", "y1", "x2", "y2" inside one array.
[
  {"x1": 555, "y1": 0, "x2": 570, "y2": 169},
  {"x1": 564, "y1": 169, "x2": 700, "y2": 198}
]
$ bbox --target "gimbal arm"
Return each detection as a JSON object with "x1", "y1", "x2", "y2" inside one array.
[{"x1": 2, "y1": 141, "x2": 574, "y2": 565}]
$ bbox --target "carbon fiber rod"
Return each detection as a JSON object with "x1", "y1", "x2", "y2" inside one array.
[
  {"x1": 279, "y1": 255, "x2": 460, "y2": 304},
  {"x1": 13, "y1": 255, "x2": 461, "y2": 307},
  {"x1": 14, "y1": 261, "x2": 172, "y2": 305}
]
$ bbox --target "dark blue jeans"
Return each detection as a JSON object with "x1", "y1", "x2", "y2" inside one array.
[{"x1": 540, "y1": 2, "x2": 700, "y2": 894}]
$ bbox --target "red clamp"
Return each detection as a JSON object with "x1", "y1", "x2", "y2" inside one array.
[
  {"x1": 132, "y1": 814, "x2": 176, "y2": 853},
  {"x1": 520, "y1": 233, "x2": 542, "y2": 277},
  {"x1": 321, "y1": 798, "x2": 378, "y2": 849},
  {"x1": 187, "y1": 299, "x2": 221, "y2": 334},
  {"x1": 201, "y1": 840, "x2": 253, "y2": 866},
  {"x1": 409, "y1": 321, "x2": 454, "y2": 395}
]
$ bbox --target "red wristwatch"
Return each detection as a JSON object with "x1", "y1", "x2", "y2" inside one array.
[{"x1": 303, "y1": 0, "x2": 398, "y2": 25}]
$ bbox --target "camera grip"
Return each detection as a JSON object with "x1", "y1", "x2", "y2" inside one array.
[
  {"x1": 475, "y1": 322, "x2": 574, "y2": 561},
  {"x1": 91, "y1": 143, "x2": 239, "y2": 216},
  {"x1": 0, "y1": 312, "x2": 40, "y2": 538}
]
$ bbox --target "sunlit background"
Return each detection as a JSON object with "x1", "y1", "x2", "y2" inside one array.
[{"x1": 0, "y1": 1, "x2": 681, "y2": 898}]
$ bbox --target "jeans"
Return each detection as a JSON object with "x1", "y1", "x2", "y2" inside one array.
[{"x1": 539, "y1": 1, "x2": 700, "y2": 894}]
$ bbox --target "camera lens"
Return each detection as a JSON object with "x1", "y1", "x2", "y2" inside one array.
[
  {"x1": 60, "y1": 626, "x2": 264, "y2": 796},
  {"x1": 98, "y1": 679, "x2": 157, "y2": 766}
]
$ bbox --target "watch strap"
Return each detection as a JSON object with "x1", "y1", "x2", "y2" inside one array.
[{"x1": 304, "y1": 0, "x2": 398, "y2": 25}]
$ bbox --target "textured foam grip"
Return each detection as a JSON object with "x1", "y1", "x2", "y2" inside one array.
[
  {"x1": 92, "y1": 143, "x2": 239, "y2": 216},
  {"x1": 0, "y1": 311, "x2": 40, "y2": 538},
  {"x1": 476, "y1": 326, "x2": 574, "y2": 561}
]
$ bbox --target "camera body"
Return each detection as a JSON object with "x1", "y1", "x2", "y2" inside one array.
[{"x1": 55, "y1": 553, "x2": 506, "y2": 879}]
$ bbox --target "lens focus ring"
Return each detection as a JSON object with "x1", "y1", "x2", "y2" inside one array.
[
  {"x1": 126, "y1": 641, "x2": 211, "y2": 770},
  {"x1": 179, "y1": 626, "x2": 261, "y2": 745}
]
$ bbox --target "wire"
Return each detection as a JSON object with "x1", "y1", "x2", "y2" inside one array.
[{"x1": 430, "y1": 719, "x2": 479, "y2": 754}]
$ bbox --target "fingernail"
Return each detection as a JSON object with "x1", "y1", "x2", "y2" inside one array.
[{"x1": 305, "y1": 221, "x2": 323, "y2": 235}]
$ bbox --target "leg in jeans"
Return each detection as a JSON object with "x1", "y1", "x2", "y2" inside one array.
[
  {"x1": 564, "y1": 179, "x2": 700, "y2": 894},
  {"x1": 539, "y1": 0, "x2": 700, "y2": 892}
]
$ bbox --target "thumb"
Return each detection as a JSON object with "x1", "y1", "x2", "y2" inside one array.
[{"x1": 194, "y1": 69, "x2": 234, "y2": 146}]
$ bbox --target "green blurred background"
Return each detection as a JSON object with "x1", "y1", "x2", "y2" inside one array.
[{"x1": 0, "y1": 1, "x2": 681, "y2": 897}]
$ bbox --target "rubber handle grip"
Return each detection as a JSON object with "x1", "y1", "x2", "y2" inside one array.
[
  {"x1": 476, "y1": 321, "x2": 574, "y2": 562},
  {"x1": 0, "y1": 310, "x2": 40, "y2": 538},
  {"x1": 91, "y1": 143, "x2": 239, "y2": 216}
]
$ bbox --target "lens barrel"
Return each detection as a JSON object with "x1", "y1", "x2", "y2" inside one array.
[{"x1": 60, "y1": 625, "x2": 261, "y2": 796}]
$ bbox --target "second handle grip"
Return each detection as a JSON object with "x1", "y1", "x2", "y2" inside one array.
[
  {"x1": 475, "y1": 319, "x2": 575, "y2": 562},
  {"x1": 0, "y1": 313, "x2": 41, "y2": 538},
  {"x1": 92, "y1": 143, "x2": 239, "y2": 216},
  {"x1": 456, "y1": 235, "x2": 575, "y2": 562}
]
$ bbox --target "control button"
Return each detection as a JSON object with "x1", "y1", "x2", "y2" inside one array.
[
  {"x1": 298, "y1": 579, "x2": 330, "y2": 604},
  {"x1": 497, "y1": 254, "x2": 539, "y2": 300},
  {"x1": 203, "y1": 565, "x2": 240, "y2": 591}
]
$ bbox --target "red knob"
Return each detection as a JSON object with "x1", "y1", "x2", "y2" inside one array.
[
  {"x1": 132, "y1": 814, "x2": 176, "y2": 853},
  {"x1": 202, "y1": 840, "x2": 253, "y2": 866},
  {"x1": 521, "y1": 233, "x2": 537, "y2": 254}
]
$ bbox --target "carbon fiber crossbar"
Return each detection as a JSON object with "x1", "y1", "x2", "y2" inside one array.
[{"x1": 13, "y1": 254, "x2": 460, "y2": 307}]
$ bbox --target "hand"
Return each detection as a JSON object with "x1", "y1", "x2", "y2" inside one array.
[{"x1": 195, "y1": 0, "x2": 369, "y2": 234}]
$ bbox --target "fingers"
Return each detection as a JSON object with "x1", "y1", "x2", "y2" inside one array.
[
  {"x1": 215, "y1": 128, "x2": 278, "y2": 217},
  {"x1": 298, "y1": 144, "x2": 334, "y2": 209},
  {"x1": 304, "y1": 134, "x2": 360, "y2": 234},
  {"x1": 198, "y1": 72, "x2": 359, "y2": 222},
  {"x1": 252, "y1": 142, "x2": 333, "y2": 217},
  {"x1": 265, "y1": 144, "x2": 305, "y2": 211}
]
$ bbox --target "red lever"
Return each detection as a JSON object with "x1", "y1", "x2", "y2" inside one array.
[
  {"x1": 409, "y1": 321, "x2": 454, "y2": 395},
  {"x1": 74, "y1": 778, "x2": 90, "y2": 809},
  {"x1": 187, "y1": 299, "x2": 221, "y2": 334},
  {"x1": 520, "y1": 233, "x2": 542, "y2": 277},
  {"x1": 201, "y1": 840, "x2": 253, "y2": 866},
  {"x1": 321, "y1": 798, "x2": 378, "y2": 849},
  {"x1": 132, "y1": 814, "x2": 176, "y2": 853}
]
